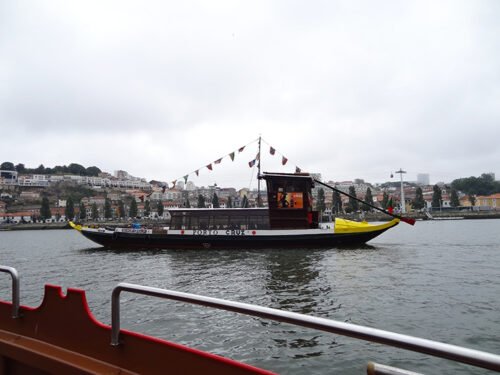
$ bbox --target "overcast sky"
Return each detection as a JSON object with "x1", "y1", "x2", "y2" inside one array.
[{"x1": 1, "y1": 1, "x2": 499, "y2": 189}]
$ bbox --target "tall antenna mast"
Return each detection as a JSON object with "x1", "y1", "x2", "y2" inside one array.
[{"x1": 257, "y1": 135, "x2": 262, "y2": 206}]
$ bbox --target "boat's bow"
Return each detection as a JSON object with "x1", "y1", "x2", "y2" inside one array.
[{"x1": 334, "y1": 218, "x2": 400, "y2": 234}]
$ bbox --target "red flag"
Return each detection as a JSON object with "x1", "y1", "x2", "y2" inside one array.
[
  {"x1": 207, "y1": 164, "x2": 213, "y2": 171},
  {"x1": 172, "y1": 180, "x2": 177, "y2": 188},
  {"x1": 249, "y1": 159, "x2": 256, "y2": 168},
  {"x1": 162, "y1": 186, "x2": 166, "y2": 193},
  {"x1": 282, "y1": 156, "x2": 288, "y2": 165},
  {"x1": 387, "y1": 198, "x2": 394, "y2": 213},
  {"x1": 139, "y1": 196, "x2": 144, "y2": 202},
  {"x1": 270, "y1": 147, "x2": 275, "y2": 155},
  {"x1": 238, "y1": 146, "x2": 245, "y2": 152},
  {"x1": 214, "y1": 158, "x2": 222, "y2": 164}
]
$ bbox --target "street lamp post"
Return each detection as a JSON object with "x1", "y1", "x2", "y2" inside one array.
[{"x1": 395, "y1": 169, "x2": 406, "y2": 214}]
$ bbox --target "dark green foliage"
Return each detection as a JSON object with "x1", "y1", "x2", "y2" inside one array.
[
  {"x1": 381, "y1": 191, "x2": 389, "y2": 209},
  {"x1": 65, "y1": 186, "x2": 96, "y2": 204},
  {"x1": 451, "y1": 173, "x2": 500, "y2": 196},
  {"x1": 432, "y1": 185, "x2": 442, "y2": 208},
  {"x1": 332, "y1": 191, "x2": 342, "y2": 213},
  {"x1": 197, "y1": 195, "x2": 206, "y2": 208},
  {"x1": 68, "y1": 163, "x2": 86, "y2": 175},
  {"x1": 241, "y1": 195, "x2": 249, "y2": 208},
  {"x1": 227, "y1": 196, "x2": 233, "y2": 208},
  {"x1": 119, "y1": 201, "x2": 126, "y2": 218},
  {"x1": 34, "y1": 164, "x2": 45, "y2": 174},
  {"x1": 104, "y1": 199, "x2": 112, "y2": 218},
  {"x1": 144, "y1": 200, "x2": 151, "y2": 216},
  {"x1": 185, "y1": 198, "x2": 191, "y2": 208},
  {"x1": 316, "y1": 188, "x2": 326, "y2": 212},
  {"x1": 65, "y1": 197, "x2": 75, "y2": 220},
  {"x1": 468, "y1": 194, "x2": 476, "y2": 206},
  {"x1": 0, "y1": 162, "x2": 15, "y2": 170},
  {"x1": 212, "y1": 193, "x2": 220, "y2": 208},
  {"x1": 40, "y1": 197, "x2": 51, "y2": 221},
  {"x1": 15, "y1": 163, "x2": 26, "y2": 172},
  {"x1": 411, "y1": 187, "x2": 426, "y2": 210},
  {"x1": 450, "y1": 189, "x2": 460, "y2": 208},
  {"x1": 347, "y1": 186, "x2": 358, "y2": 212},
  {"x1": 91, "y1": 203, "x2": 99, "y2": 220},
  {"x1": 85, "y1": 166, "x2": 101, "y2": 176},
  {"x1": 362, "y1": 187, "x2": 373, "y2": 212},
  {"x1": 79, "y1": 202, "x2": 86, "y2": 220},
  {"x1": 129, "y1": 199, "x2": 138, "y2": 218},
  {"x1": 157, "y1": 201, "x2": 164, "y2": 217}
]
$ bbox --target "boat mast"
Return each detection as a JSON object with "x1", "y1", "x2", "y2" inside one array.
[{"x1": 257, "y1": 135, "x2": 261, "y2": 206}]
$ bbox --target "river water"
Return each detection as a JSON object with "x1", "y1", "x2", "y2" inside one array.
[{"x1": 1, "y1": 219, "x2": 499, "y2": 374}]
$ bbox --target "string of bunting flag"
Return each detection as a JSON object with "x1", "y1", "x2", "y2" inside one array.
[{"x1": 163, "y1": 136, "x2": 303, "y2": 190}]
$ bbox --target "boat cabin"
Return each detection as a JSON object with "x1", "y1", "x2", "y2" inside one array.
[
  {"x1": 169, "y1": 172, "x2": 318, "y2": 231},
  {"x1": 260, "y1": 172, "x2": 318, "y2": 229}
]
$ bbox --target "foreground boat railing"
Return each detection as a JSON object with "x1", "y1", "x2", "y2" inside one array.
[
  {"x1": 0, "y1": 266, "x2": 20, "y2": 318},
  {"x1": 111, "y1": 282, "x2": 500, "y2": 372}
]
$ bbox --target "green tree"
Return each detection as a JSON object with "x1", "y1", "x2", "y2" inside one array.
[
  {"x1": 91, "y1": 203, "x2": 99, "y2": 220},
  {"x1": 65, "y1": 197, "x2": 75, "y2": 220},
  {"x1": 432, "y1": 185, "x2": 442, "y2": 209},
  {"x1": 0, "y1": 162, "x2": 15, "y2": 170},
  {"x1": 79, "y1": 202, "x2": 86, "y2": 220},
  {"x1": 451, "y1": 173, "x2": 500, "y2": 196},
  {"x1": 197, "y1": 195, "x2": 206, "y2": 208},
  {"x1": 118, "y1": 200, "x2": 126, "y2": 218},
  {"x1": 157, "y1": 201, "x2": 164, "y2": 217},
  {"x1": 144, "y1": 200, "x2": 151, "y2": 217},
  {"x1": 227, "y1": 196, "x2": 233, "y2": 208},
  {"x1": 40, "y1": 197, "x2": 52, "y2": 221},
  {"x1": 68, "y1": 163, "x2": 86, "y2": 175},
  {"x1": 362, "y1": 187, "x2": 373, "y2": 212},
  {"x1": 129, "y1": 198, "x2": 138, "y2": 218},
  {"x1": 85, "y1": 166, "x2": 101, "y2": 176},
  {"x1": 15, "y1": 163, "x2": 26, "y2": 172},
  {"x1": 450, "y1": 188, "x2": 460, "y2": 208},
  {"x1": 316, "y1": 188, "x2": 326, "y2": 212},
  {"x1": 332, "y1": 191, "x2": 342, "y2": 214},
  {"x1": 104, "y1": 198, "x2": 112, "y2": 219},
  {"x1": 212, "y1": 193, "x2": 220, "y2": 208},
  {"x1": 185, "y1": 198, "x2": 191, "y2": 208},
  {"x1": 411, "y1": 187, "x2": 426, "y2": 210},
  {"x1": 241, "y1": 195, "x2": 249, "y2": 208},
  {"x1": 34, "y1": 164, "x2": 46, "y2": 174},
  {"x1": 381, "y1": 191, "x2": 389, "y2": 209},
  {"x1": 347, "y1": 186, "x2": 358, "y2": 213},
  {"x1": 468, "y1": 193, "x2": 476, "y2": 207}
]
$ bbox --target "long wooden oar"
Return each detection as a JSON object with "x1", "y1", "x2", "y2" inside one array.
[{"x1": 314, "y1": 179, "x2": 416, "y2": 226}]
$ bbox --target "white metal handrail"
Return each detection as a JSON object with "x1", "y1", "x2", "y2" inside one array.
[
  {"x1": 111, "y1": 282, "x2": 500, "y2": 372},
  {"x1": 0, "y1": 265, "x2": 20, "y2": 318}
]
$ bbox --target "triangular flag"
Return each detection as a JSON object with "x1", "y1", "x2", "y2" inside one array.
[
  {"x1": 270, "y1": 147, "x2": 275, "y2": 155},
  {"x1": 387, "y1": 198, "x2": 394, "y2": 213},
  {"x1": 282, "y1": 156, "x2": 288, "y2": 165},
  {"x1": 295, "y1": 167, "x2": 301, "y2": 173},
  {"x1": 238, "y1": 146, "x2": 245, "y2": 152},
  {"x1": 195, "y1": 170, "x2": 199, "y2": 176},
  {"x1": 171, "y1": 180, "x2": 176, "y2": 188},
  {"x1": 249, "y1": 159, "x2": 256, "y2": 168},
  {"x1": 214, "y1": 158, "x2": 222, "y2": 164},
  {"x1": 183, "y1": 175, "x2": 188, "y2": 184},
  {"x1": 229, "y1": 152, "x2": 235, "y2": 161},
  {"x1": 162, "y1": 186, "x2": 166, "y2": 193},
  {"x1": 139, "y1": 196, "x2": 144, "y2": 202},
  {"x1": 207, "y1": 164, "x2": 213, "y2": 171}
]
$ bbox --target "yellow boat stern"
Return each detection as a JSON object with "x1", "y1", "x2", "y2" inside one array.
[{"x1": 334, "y1": 218, "x2": 400, "y2": 234}]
